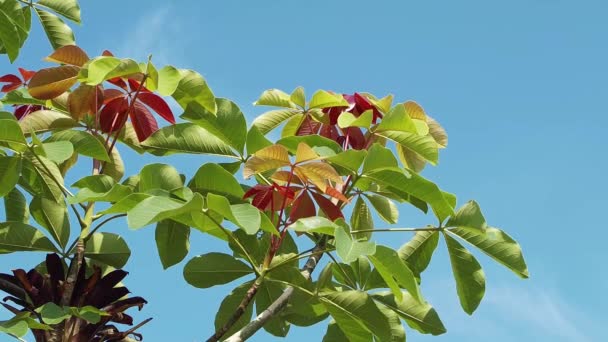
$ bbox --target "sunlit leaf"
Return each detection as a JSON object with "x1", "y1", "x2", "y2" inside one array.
[
  {"x1": 36, "y1": 0, "x2": 81, "y2": 23},
  {"x1": 447, "y1": 200, "x2": 487, "y2": 231},
  {"x1": 172, "y1": 69, "x2": 216, "y2": 114},
  {"x1": 46, "y1": 130, "x2": 110, "y2": 161},
  {"x1": 372, "y1": 291, "x2": 446, "y2": 335},
  {"x1": 290, "y1": 86, "x2": 306, "y2": 108},
  {"x1": 19, "y1": 110, "x2": 77, "y2": 134},
  {"x1": 35, "y1": 8, "x2": 75, "y2": 49},
  {"x1": 444, "y1": 233, "x2": 485, "y2": 315},
  {"x1": 30, "y1": 196, "x2": 70, "y2": 248},
  {"x1": 243, "y1": 144, "x2": 290, "y2": 179},
  {"x1": 335, "y1": 226, "x2": 376, "y2": 263},
  {"x1": 44, "y1": 45, "x2": 88, "y2": 66},
  {"x1": 309, "y1": 90, "x2": 349, "y2": 109},
  {"x1": 368, "y1": 245, "x2": 422, "y2": 302},
  {"x1": 0, "y1": 221, "x2": 57, "y2": 253},
  {"x1": 0, "y1": 155, "x2": 21, "y2": 197},
  {"x1": 4, "y1": 188, "x2": 29, "y2": 223},
  {"x1": 142, "y1": 123, "x2": 236, "y2": 157},
  {"x1": 398, "y1": 231, "x2": 439, "y2": 279},
  {"x1": 252, "y1": 109, "x2": 299, "y2": 135},
  {"x1": 28, "y1": 65, "x2": 79, "y2": 99}
]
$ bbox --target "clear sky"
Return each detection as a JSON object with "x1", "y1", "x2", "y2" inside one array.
[{"x1": 1, "y1": 0, "x2": 607, "y2": 341}]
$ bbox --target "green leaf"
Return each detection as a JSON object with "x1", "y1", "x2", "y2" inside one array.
[
  {"x1": 372, "y1": 292, "x2": 446, "y2": 335},
  {"x1": 350, "y1": 197, "x2": 373, "y2": 240},
  {"x1": 447, "y1": 200, "x2": 487, "y2": 231},
  {"x1": 320, "y1": 290, "x2": 391, "y2": 342},
  {"x1": 334, "y1": 226, "x2": 376, "y2": 263},
  {"x1": 41, "y1": 141, "x2": 73, "y2": 163},
  {"x1": 246, "y1": 125, "x2": 272, "y2": 155},
  {"x1": 444, "y1": 233, "x2": 485, "y2": 314},
  {"x1": 398, "y1": 231, "x2": 439, "y2": 279},
  {"x1": 4, "y1": 188, "x2": 29, "y2": 223},
  {"x1": 376, "y1": 301, "x2": 406, "y2": 342},
  {"x1": 1, "y1": 88, "x2": 46, "y2": 106},
  {"x1": 101, "y1": 141, "x2": 124, "y2": 181},
  {"x1": 323, "y1": 321, "x2": 352, "y2": 342},
  {"x1": 252, "y1": 109, "x2": 299, "y2": 135},
  {"x1": 183, "y1": 252, "x2": 253, "y2": 288},
  {"x1": 254, "y1": 89, "x2": 296, "y2": 108},
  {"x1": 139, "y1": 163, "x2": 183, "y2": 192},
  {"x1": 337, "y1": 110, "x2": 373, "y2": 129},
  {"x1": 20, "y1": 154, "x2": 64, "y2": 202},
  {"x1": 99, "y1": 193, "x2": 150, "y2": 215},
  {"x1": 376, "y1": 103, "x2": 417, "y2": 133},
  {"x1": 69, "y1": 174, "x2": 132, "y2": 204},
  {"x1": 36, "y1": 303, "x2": 70, "y2": 325},
  {"x1": 189, "y1": 163, "x2": 244, "y2": 201},
  {"x1": 256, "y1": 281, "x2": 290, "y2": 337},
  {"x1": 0, "y1": 221, "x2": 57, "y2": 253},
  {"x1": 142, "y1": 123, "x2": 236, "y2": 157},
  {"x1": 277, "y1": 135, "x2": 342, "y2": 155},
  {"x1": 0, "y1": 9, "x2": 20, "y2": 62},
  {"x1": 448, "y1": 227, "x2": 529, "y2": 278},
  {"x1": 290, "y1": 86, "x2": 306, "y2": 108},
  {"x1": 0, "y1": 315, "x2": 28, "y2": 337},
  {"x1": 214, "y1": 281, "x2": 255, "y2": 337},
  {"x1": 155, "y1": 220, "x2": 190, "y2": 270},
  {"x1": 396, "y1": 143, "x2": 426, "y2": 173},
  {"x1": 84, "y1": 57, "x2": 140, "y2": 85},
  {"x1": 19, "y1": 110, "x2": 76, "y2": 134},
  {"x1": 30, "y1": 196, "x2": 70, "y2": 248},
  {"x1": 350, "y1": 256, "x2": 372, "y2": 289},
  {"x1": 364, "y1": 194, "x2": 398, "y2": 224},
  {"x1": 281, "y1": 113, "x2": 304, "y2": 138},
  {"x1": 156, "y1": 65, "x2": 181, "y2": 96},
  {"x1": 287, "y1": 216, "x2": 338, "y2": 235},
  {"x1": 364, "y1": 168, "x2": 454, "y2": 222},
  {"x1": 172, "y1": 69, "x2": 216, "y2": 114},
  {"x1": 376, "y1": 130, "x2": 439, "y2": 164},
  {"x1": 0, "y1": 119, "x2": 27, "y2": 150},
  {"x1": 71, "y1": 306, "x2": 108, "y2": 324},
  {"x1": 127, "y1": 193, "x2": 204, "y2": 228},
  {"x1": 180, "y1": 98, "x2": 247, "y2": 154},
  {"x1": 46, "y1": 130, "x2": 110, "y2": 161},
  {"x1": 368, "y1": 245, "x2": 421, "y2": 302},
  {"x1": 35, "y1": 8, "x2": 75, "y2": 49},
  {"x1": 207, "y1": 193, "x2": 260, "y2": 234},
  {"x1": 309, "y1": 90, "x2": 349, "y2": 109},
  {"x1": 84, "y1": 232, "x2": 131, "y2": 268},
  {"x1": 361, "y1": 143, "x2": 398, "y2": 174},
  {"x1": 326, "y1": 150, "x2": 366, "y2": 175},
  {"x1": 0, "y1": 156, "x2": 21, "y2": 197},
  {"x1": 35, "y1": 0, "x2": 80, "y2": 23}
]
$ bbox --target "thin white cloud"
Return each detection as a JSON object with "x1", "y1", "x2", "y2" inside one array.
[{"x1": 485, "y1": 285, "x2": 595, "y2": 342}]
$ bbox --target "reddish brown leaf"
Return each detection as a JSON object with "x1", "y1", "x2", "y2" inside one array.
[
  {"x1": 45, "y1": 45, "x2": 90, "y2": 67},
  {"x1": 128, "y1": 78, "x2": 149, "y2": 92},
  {"x1": 271, "y1": 170, "x2": 303, "y2": 185},
  {"x1": 68, "y1": 84, "x2": 104, "y2": 119},
  {"x1": 18, "y1": 68, "x2": 35, "y2": 82},
  {"x1": 102, "y1": 50, "x2": 114, "y2": 56},
  {"x1": 130, "y1": 101, "x2": 159, "y2": 141},
  {"x1": 137, "y1": 92, "x2": 175, "y2": 123},
  {"x1": 289, "y1": 191, "x2": 316, "y2": 222},
  {"x1": 325, "y1": 186, "x2": 350, "y2": 203},
  {"x1": 311, "y1": 192, "x2": 343, "y2": 221},
  {"x1": 28, "y1": 66, "x2": 79, "y2": 100},
  {"x1": 100, "y1": 97, "x2": 129, "y2": 133},
  {"x1": 107, "y1": 77, "x2": 128, "y2": 90},
  {"x1": 343, "y1": 127, "x2": 366, "y2": 150},
  {"x1": 0, "y1": 74, "x2": 22, "y2": 92},
  {"x1": 296, "y1": 116, "x2": 321, "y2": 136},
  {"x1": 103, "y1": 89, "x2": 125, "y2": 104}
]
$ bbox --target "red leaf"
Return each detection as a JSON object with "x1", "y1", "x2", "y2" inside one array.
[
  {"x1": 99, "y1": 97, "x2": 129, "y2": 133},
  {"x1": 137, "y1": 92, "x2": 175, "y2": 123},
  {"x1": 343, "y1": 127, "x2": 366, "y2": 150},
  {"x1": 1, "y1": 82, "x2": 21, "y2": 93},
  {"x1": 14, "y1": 105, "x2": 43, "y2": 120},
  {"x1": 289, "y1": 191, "x2": 316, "y2": 222},
  {"x1": 311, "y1": 192, "x2": 343, "y2": 221},
  {"x1": 130, "y1": 101, "x2": 159, "y2": 141},
  {"x1": 244, "y1": 185, "x2": 274, "y2": 211},
  {"x1": 102, "y1": 50, "x2": 114, "y2": 56},
  {"x1": 18, "y1": 68, "x2": 36, "y2": 82},
  {"x1": 107, "y1": 78, "x2": 128, "y2": 90},
  {"x1": 103, "y1": 89, "x2": 125, "y2": 104},
  {"x1": 128, "y1": 78, "x2": 150, "y2": 92},
  {"x1": 0, "y1": 74, "x2": 21, "y2": 83}
]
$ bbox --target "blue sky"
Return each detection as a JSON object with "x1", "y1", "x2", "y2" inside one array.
[{"x1": 1, "y1": 0, "x2": 607, "y2": 341}]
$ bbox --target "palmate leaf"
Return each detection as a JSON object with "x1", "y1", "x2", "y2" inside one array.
[
  {"x1": 334, "y1": 226, "x2": 376, "y2": 263},
  {"x1": 68, "y1": 174, "x2": 132, "y2": 204},
  {"x1": 372, "y1": 291, "x2": 446, "y2": 335},
  {"x1": 0, "y1": 222, "x2": 57, "y2": 253},
  {"x1": 0, "y1": 119, "x2": 27, "y2": 151},
  {"x1": 447, "y1": 200, "x2": 488, "y2": 231},
  {"x1": 309, "y1": 90, "x2": 349, "y2": 109},
  {"x1": 183, "y1": 252, "x2": 253, "y2": 288},
  {"x1": 45, "y1": 45, "x2": 89, "y2": 66},
  {"x1": 447, "y1": 227, "x2": 529, "y2": 278},
  {"x1": 364, "y1": 193, "x2": 398, "y2": 224},
  {"x1": 19, "y1": 110, "x2": 77, "y2": 134},
  {"x1": 142, "y1": 123, "x2": 236, "y2": 157},
  {"x1": 19, "y1": 153, "x2": 64, "y2": 202},
  {"x1": 376, "y1": 130, "x2": 439, "y2": 164},
  {"x1": 83, "y1": 57, "x2": 141, "y2": 85},
  {"x1": 83, "y1": 232, "x2": 131, "y2": 268},
  {"x1": 138, "y1": 163, "x2": 183, "y2": 192},
  {"x1": 41, "y1": 141, "x2": 73, "y2": 163},
  {"x1": 254, "y1": 88, "x2": 296, "y2": 108},
  {"x1": 155, "y1": 220, "x2": 190, "y2": 270},
  {"x1": 246, "y1": 125, "x2": 272, "y2": 155},
  {"x1": 350, "y1": 197, "x2": 373, "y2": 240},
  {"x1": 0, "y1": 155, "x2": 21, "y2": 197},
  {"x1": 172, "y1": 69, "x2": 216, "y2": 114},
  {"x1": 27, "y1": 65, "x2": 79, "y2": 100},
  {"x1": 207, "y1": 193, "x2": 260, "y2": 235},
  {"x1": 376, "y1": 301, "x2": 406, "y2": 342},
  {"x1": 444, "y1": 232, "x2": 485, "y2": 315},
  {"x1": 398, "y1": 231, "x2": 439, "y2": 279},
  {"x1": 35, "y1": 0, "x2": 81, "y2": 23},
  {"x1": 243, "y1": 144, "x2": 290, "y2": 179},
  {"x1": 4, "y1": 188, "x2": 29, "y2": 223},
  {"x1": 189, "y1": 163, "x2": 244, "y2": 201},
  {"x1": 368, "y1": 245, "x2": 422, "y2": 303},
  {"x1": 126, "y1": 193, "x2": 204, "y2": 229},
  {"x1": 46, "y1": 130, "x2": 110, "y2": 161},
  {"x1": 319, "y1": 290, "x2": 392, "y2": 342},
  {"x1": 0, "y1": 8, "x2": 20, "y2": 62},
  {"x1": 34, "y1": 8, "x2": 75, "y2": 49},
  {"x1": 30, "y1": 196, "x2": 70, "y2": 248},
  {"x1": 290, "y1": 86, "x2": 306, "y2": 108},
  {"x1": 287, "y1": 216, "x2": 338, "y2": 235}
]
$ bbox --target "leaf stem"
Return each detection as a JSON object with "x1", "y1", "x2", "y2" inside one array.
[{"x1": 349, "y1": 226, "x2": 444, "y2": 234}]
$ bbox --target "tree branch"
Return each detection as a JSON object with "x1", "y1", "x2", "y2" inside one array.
[{"x1": 224, "y1": 240, "x2": 326, "y2": 342}]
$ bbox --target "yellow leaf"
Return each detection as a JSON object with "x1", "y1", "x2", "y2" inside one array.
[
  {"x1": 45, "y1": 45, "x2": 90, "y2": 67},
  {"x1": 270, "y1": 170, "x2": 303, "y2": 185},
  {"x1": 243, "y1": 145, "x2": 290, "y2": 179},
  {"x1": 28, "y1": 66, "x2": 80, "y2": 100},
  {"x1": 404, "y1": 101, "x2": 426, "y2": 120},
  {"x1": 67, "y1": 84, "x2": 102, "y2": 119},
  {"x1": 295, "y1": 162, "x2": 343, "y2": 192},
  {"x1": 295, "y1": 142, "x2": 319, "y2": 164}
]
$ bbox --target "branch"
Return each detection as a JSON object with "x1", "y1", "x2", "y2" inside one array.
[{"x1": 224, "y1": 240, "x2": 326, "y2": 342}]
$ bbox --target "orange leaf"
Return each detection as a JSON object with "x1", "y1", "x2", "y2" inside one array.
[
  {"x1": 404, "y1": 100, "x2": 426, "y2": 120},
  {"x1": 325, "y1": 186, "x2": 350, "y2": 203},
  {"x1": 28, "y1": 66, "x2": 79, "y2": 100},
  {"x1": 68, "y1": 84, "x2": 103, "y2": 119},
  {"x1": 45, "y1": 45, "x2": 90, "y2": 67},
  {"x1": 243, "y1": 144, "x2": 291, "y2": 179},
  {"x1": 295, "y1": 162, "x2": 343, "y2": 192},
  {"x1": 295, "y1": 142, "x2": 319, "y2": 164}
]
